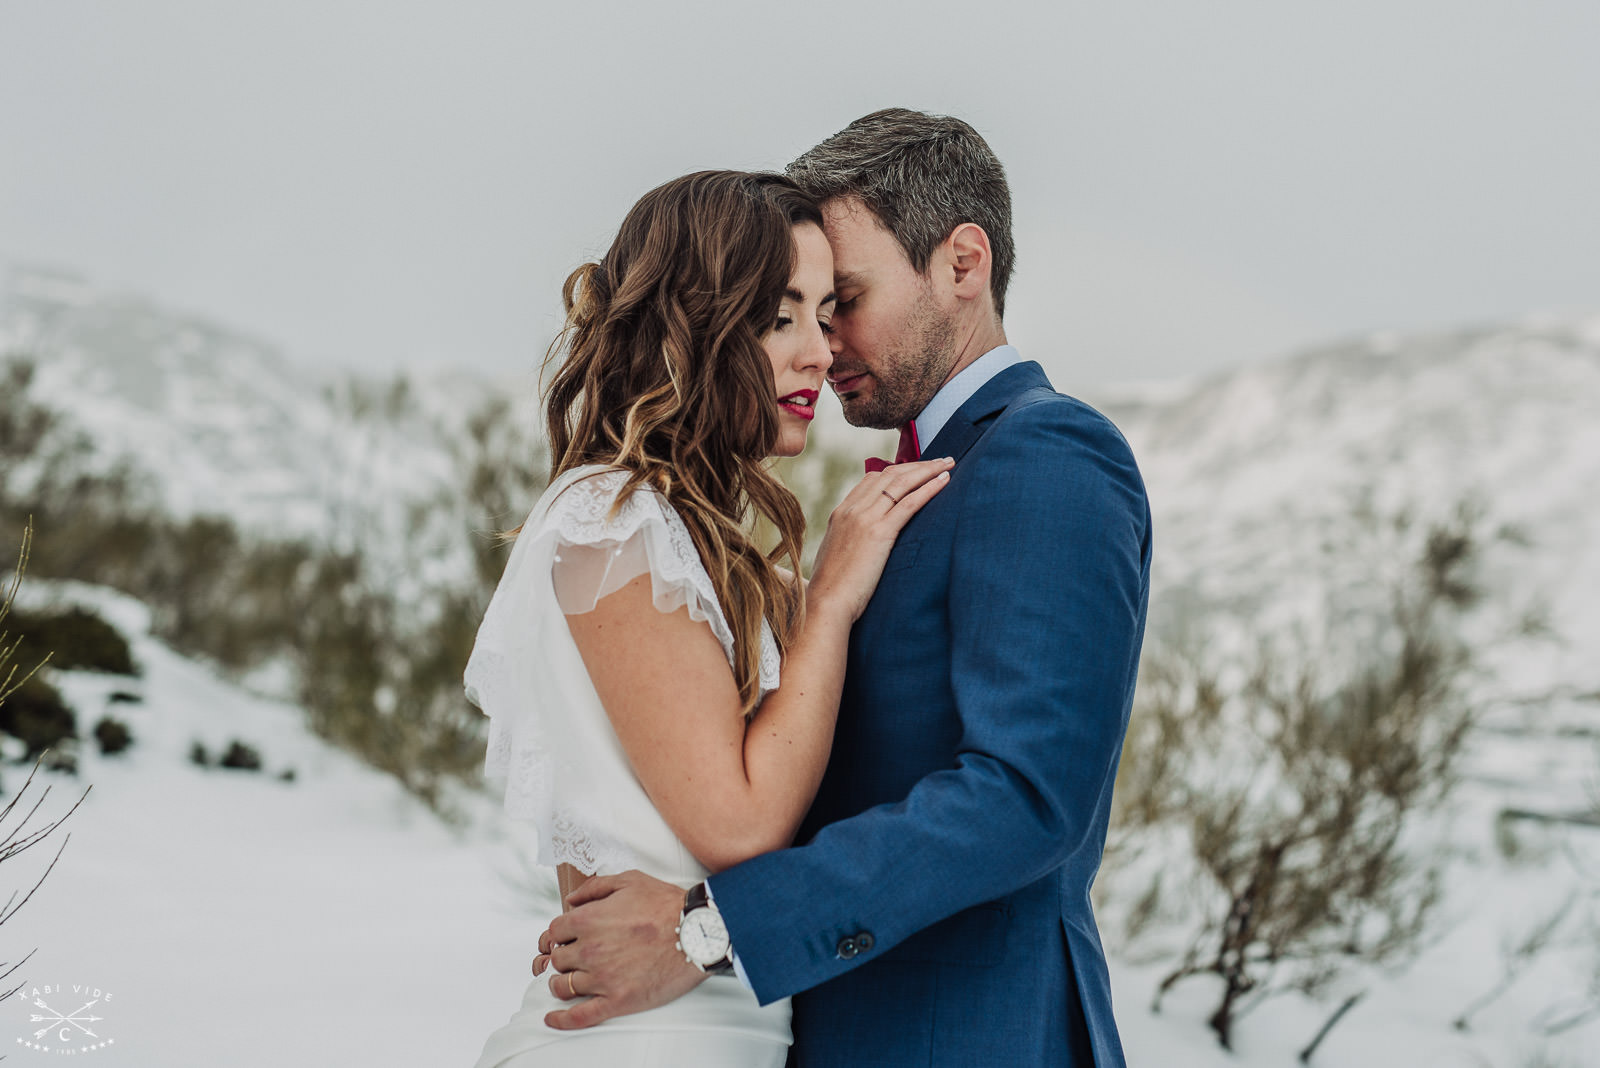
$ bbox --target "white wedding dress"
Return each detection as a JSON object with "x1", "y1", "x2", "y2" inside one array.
[{"x1": 464, "y1": 465, "x2": 792, "y2": 1067}]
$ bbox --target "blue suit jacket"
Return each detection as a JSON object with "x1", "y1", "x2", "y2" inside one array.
[{"x1": 709, "y1": 362, "x2": 1151, "y2": 1067}]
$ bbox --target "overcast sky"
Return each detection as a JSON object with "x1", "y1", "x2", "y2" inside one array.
[{"x1": 3, "y1": 1, "x2": 1597, "y2": 392}]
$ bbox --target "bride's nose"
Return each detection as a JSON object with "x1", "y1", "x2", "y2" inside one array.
[{"x1": 798, "y1": 322, "x2": 833, "y2": 374}]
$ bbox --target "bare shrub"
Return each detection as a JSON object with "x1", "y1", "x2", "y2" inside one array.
[
  {"x1": 1485, "y1": 745, "x2": 1600, "y2": 1043},
  {"x1": 294, "y1": 567, "x2": 487, "y2": 812},
  {"x1": 1108, "y1": 595, "x2": 1225, "y2": 849},
  {"x1": 0, "y1": 522, "x2": 48, "y2": 731},
  {"x1": 0, "y1": 522, "x2": 88, "y2": 1003},
  {"x1": 464, "y1": 394, "x2": 548, "y2": 585},
  {"x1": 1, "y1": 524, "x2": 75, "y2": 761},
  {"x1": 1453, "y1": 893, "x2": 1578, "y2": 1032},
  {"x1": 1527, "y1": 905, "x2": 1600, "y2": 1039},
  {"x1": 0, "y1": 360, "x2": 58, "y2": 465},
  {"x1": 1128, "y1": 503, "x2": 1494, "y2": 1050}
]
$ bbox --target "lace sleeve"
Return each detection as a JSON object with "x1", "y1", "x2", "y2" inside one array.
[{"x1": 544, "y1": 470, "x2": 739, "y2": 664}]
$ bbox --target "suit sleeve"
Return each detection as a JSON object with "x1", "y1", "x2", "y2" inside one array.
[{"x1": 707, "y1": 399, "x2": 1151, "y2": 1004}]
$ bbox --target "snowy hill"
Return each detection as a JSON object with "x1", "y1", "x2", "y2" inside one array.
[
  {"x1": 1, "y1": 263, "x2": 543, "y2": 589},
  {"x1": 5, "y1": 264, "x2": 1600, "y2": 1063},
  {"x1": 1101, "y1": 320, "x2": 1600, "y2": 664},
  {"x1": 1098, "y1": 320, "x2": 1600, "y2": 811}
]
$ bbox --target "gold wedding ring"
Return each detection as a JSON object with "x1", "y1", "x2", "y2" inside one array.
[{"x1": 882, "y1": 489, "x2": 901, "y2": 504}]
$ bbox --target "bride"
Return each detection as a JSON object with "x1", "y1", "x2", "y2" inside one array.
[{"x1": 465, "y1": 170, "x2": 951, "y2": 1066}]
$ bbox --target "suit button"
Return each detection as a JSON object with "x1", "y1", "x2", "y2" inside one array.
[
  {"x1": 836, "y1": 936, "x2": 859, "y2": 959},
  {"x1": 856, "y1": 931, "x2": 875, "y2": 952}
]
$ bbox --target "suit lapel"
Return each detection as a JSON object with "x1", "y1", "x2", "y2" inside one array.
[{"x1": 921, "y1": 361, "x2": 1052, "y2": 463}]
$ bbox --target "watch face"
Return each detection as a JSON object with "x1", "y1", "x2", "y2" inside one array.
[{"x1": 679, "y1": 907, "x2": 730, "y2": 966}]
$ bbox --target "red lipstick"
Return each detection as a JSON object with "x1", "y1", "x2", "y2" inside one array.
[{"x1": 778, "y1": 389, "x2": 818, "y2": 422}]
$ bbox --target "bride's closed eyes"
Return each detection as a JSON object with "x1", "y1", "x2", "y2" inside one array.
[{"x1": 772, "y1": 314, "x2": 836, "y2": 334}]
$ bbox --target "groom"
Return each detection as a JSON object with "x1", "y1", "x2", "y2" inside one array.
[{"x1": 539, "y1": 108, "x2": 1150, "y2": 1066}]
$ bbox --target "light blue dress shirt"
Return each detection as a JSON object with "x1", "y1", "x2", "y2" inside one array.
[{"x1": 912, "y1": 344, "x2": 1025, "y2": 454}]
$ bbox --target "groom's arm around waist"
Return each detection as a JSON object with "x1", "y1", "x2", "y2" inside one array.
[{"x1": 707, "y1": 396, "x2": 1153, "y2": 1005}]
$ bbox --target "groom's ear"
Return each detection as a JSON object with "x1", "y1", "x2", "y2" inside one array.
[{"x1": 941, "y1": 223, "x2": 994, "y2": 306}]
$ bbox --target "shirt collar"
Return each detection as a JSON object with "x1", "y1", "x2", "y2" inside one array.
[{"x1": 913, "y1": 345, "x2": 1025, "y2": 452}]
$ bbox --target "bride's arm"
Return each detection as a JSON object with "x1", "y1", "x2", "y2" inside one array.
[
  {"x1": 566, "y1": 457, "x2": 952, "y2": 874},
  {"x1": 567, "y1": 572, "x2": 850, "y2": 872}
]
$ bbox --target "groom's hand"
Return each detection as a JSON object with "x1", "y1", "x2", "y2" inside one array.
[{"x1": 534, "y1": 869, "x2": 708, "y2": 1029}]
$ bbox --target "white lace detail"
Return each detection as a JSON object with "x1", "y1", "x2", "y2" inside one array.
[
  {"x1": 549, "y1": 808, "x2": 636, "y2": 876},
  {"x1": 464, "y1": 465, "x2": 779, "y2": 876},
  {"x1": 544, "y1": 469, "x2": 780, "y2": 693}
]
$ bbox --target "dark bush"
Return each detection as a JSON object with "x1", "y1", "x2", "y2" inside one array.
[
  {"x1": 93, "y1": 715, "x2": 132, "y2": 755},
  {"x1": 0, "y1": 675, "x2": 77, "y2": 758},
  {"x1": 8, "y1": 606, "x2": 136, "y2": 675},
  {"x1": 107, "y1": 690, "x2": 142, "y2": 704},
  {"x1": 218, "y1": 740, "x2": 262, "y2": 771},
  {"x1": 189, "y1": 740, "x2": 210, "y2": 767},
  {"x1": 0, "y1": 359, "x2": 59, "y2": 462}
]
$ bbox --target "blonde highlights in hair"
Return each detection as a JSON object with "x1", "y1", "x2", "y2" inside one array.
[{"x1": 543, "y1": 171, "x2": 823, "y2": 715}]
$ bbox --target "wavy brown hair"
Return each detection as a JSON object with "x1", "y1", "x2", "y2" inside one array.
[{"x1": 543, "y1": 170, "x2": 823, "y2": 715}]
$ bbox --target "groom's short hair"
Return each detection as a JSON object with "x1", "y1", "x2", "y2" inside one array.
[{"x1": 787, "y1": 108, "x2": 1015, "y2": 318}]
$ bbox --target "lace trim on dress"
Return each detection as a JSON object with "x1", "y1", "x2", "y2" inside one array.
[
  {"x1": 550, "y1": 471, "x2": 739, "y2": 661},
  {"x1": 541, "y1": 469, "x2": 780, "y2": 695}
]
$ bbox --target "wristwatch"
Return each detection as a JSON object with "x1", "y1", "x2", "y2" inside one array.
[{"x1": 676, "y1": 882, "x2": 735, "y2": 975}]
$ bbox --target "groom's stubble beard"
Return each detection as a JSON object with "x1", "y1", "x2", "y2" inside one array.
[{"x1": 836, "y1": 284, "x2": 958, "y2": 431}]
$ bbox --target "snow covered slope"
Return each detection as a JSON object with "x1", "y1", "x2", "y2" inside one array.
[
  {"x1": 3, "y1": 582, "x2": 540, "y2": 1065},
  {"x1": 2, "y1": 263, "x2": 543, "y2": 588},
  {"x1": 1100, "y1": 320, "x2": 1600, "y2": 670}
]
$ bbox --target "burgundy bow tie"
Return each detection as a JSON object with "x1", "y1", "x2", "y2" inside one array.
[{"x1": 864, "y1": 422, "x2": 920, "y2": 473}]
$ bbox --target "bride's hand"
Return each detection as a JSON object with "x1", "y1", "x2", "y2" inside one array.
[{"x1": 807, "y1": 457, "x2": 953, "y2": 623}]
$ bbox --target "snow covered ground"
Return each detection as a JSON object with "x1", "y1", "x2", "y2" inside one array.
[
  {"x1": 5, "y1": 585, "x2": 1598, "y2": 1066},
  {"x1": 3, "y1": 584, "x2": 544, "y2": 1065}
]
